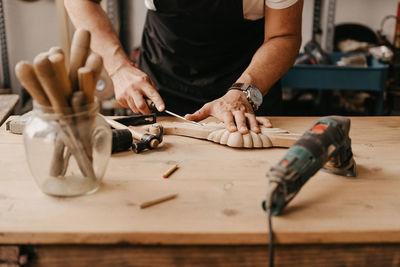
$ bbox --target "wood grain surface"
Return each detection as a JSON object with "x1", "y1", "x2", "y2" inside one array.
[
  {"x1": 0, "y1": 95, "x2": 19, "y2": 126},
  {"x1": 0, "y1": 116, "x2": 399, "y2": 246}
]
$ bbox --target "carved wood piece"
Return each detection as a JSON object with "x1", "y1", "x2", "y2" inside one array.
[{"x1": 139, "y1": 122, "x2": 300, "y2": 148}]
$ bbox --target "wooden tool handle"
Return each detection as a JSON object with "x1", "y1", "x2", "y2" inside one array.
[
  {"x1": 69, "y1": 29, "x2": 91, "y2": 91},
  {"x1": 33, "y1": 53, "x2": 69, "y2": 113},
  {"x1": 78, "y1": 67, "x2": 95, "y2": 104},
  {"x1": 49, "y1": 46, "x2": 64, "y2": 56},
  {"x1": 71, "y1": 91, "x2": 93, "y2": 160},
  {"x1": 49, "y1": 53, "x2": 72, "y2": 98},
  {"x1": 71, "y1": 91, "x2": 87, "y2": 111},
  {"x1": 49, "y1": 135, "x2": 66, "y2": 177},
  {"x1": 85, "y1": 53, "x2": 103, "y2": 82},
  {"x1": 15, "y1": 61, "x2": 51, "y2": 107},
  {"x1": 102, "y1": 115, "x2": 153, "y2": 143},
  {"x1": 103, "y1": 116, "x2": 140, "y2": 139}
]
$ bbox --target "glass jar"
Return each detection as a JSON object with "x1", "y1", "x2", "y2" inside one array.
[{"x1": 23, "y1": 102, "x2": 112, "y2": 197}]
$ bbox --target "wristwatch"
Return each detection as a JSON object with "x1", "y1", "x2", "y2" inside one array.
[{"x1": 228, "y1": 83, "x2": 263, "y2": 111}]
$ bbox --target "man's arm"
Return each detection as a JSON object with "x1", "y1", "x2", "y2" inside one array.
[
  {"x1": 186, "y1": 1, "x2": 303, "y2": 134},
  {"x1": 64, "y1": 0, "x2": 164, "y2": 113},
  {"x1": 237, "y1": 0, "x2": 303, "y2": 95}
]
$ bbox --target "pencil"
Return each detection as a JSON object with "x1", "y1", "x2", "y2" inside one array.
[
  {"x1": 139, "y1": 193, "x2": 178, "y2": 209},
  {"x1": 163, "y1": 164, "x2": 178, "y2": 178}
]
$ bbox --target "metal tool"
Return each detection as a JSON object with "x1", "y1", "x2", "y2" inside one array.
[
  {"x1": 146, "y1": 99, "x2": 203, "y2": 126},
  {"x1": 105, "y1": 114, "x2": 164, "y2": 153},
  {"x1": 164, "y1": 109, "x2": 203, "y2": 126},
  {"x1": 295, "y1": 40, "x2": 332, "y2": 65},
  {"x1": 263, "y1": 116, "x2": 357, "y2": 216}
]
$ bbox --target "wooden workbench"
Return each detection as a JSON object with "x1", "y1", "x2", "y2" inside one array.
[{"x1": 0, "y1": 116, "x2": 399, "y2": 266}]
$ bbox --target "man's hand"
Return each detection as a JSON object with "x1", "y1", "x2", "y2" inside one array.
[
  {"x1": 111, "y1": 64, "x2": 165, "y2": 114},
  {"x1": 185, "y1": 90, "x2": 272, "y2": 134}
]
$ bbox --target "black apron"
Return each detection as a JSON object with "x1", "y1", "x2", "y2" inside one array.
[{"x1": 138, "y1": 0, "x2": 282, "y2": 115}]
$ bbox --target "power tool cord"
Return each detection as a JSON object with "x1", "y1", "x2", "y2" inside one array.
[{"x1": 268, "y1": 211, "x2": 275, "y2": 267}]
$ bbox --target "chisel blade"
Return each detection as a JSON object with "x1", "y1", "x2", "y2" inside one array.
[{"x1": 164, "y1": 110, "x2": 203, "y2": 126}]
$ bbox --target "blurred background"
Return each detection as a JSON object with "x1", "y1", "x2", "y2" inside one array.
[{"x1": 2, "y1": 0, "x2": 400, "y2": 116}]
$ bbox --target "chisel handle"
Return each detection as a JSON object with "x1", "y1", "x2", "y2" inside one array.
[
  {"x1": 49, "y1": 46, "x2": 64, "y2": 56},
  {"x1": 49, "y1": 53, "x2": 72, "y2": 99},
  {"x1": 15, "y1": 61, "x2": 51, "y2": 107},
  {"x1": 33, "y1": 53, "x2": 69, "y2": 114},
  {"x1": 85, "y1": 53, "x2": 103, "y2": 82},
  {"x1": 69, "y1": 29, "x2": 91, "y2": 91},
  {"x1": 78, "y1": 67, "x2": 95, "y2": 104}
]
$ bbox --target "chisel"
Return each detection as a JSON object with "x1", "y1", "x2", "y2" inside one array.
[{"x1": 146, "y1": 99, "x2": 203, "y2": 126}]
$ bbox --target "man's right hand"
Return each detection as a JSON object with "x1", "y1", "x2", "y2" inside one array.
[{"x1": 111, "y1": 64, "x2": 165, "y2": 114}]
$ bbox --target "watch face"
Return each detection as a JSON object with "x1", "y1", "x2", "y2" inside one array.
[{"x1": 249, "y1": 86, "x2": 263, "y2": 105}]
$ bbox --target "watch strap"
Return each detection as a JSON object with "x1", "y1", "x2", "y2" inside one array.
[
  {"x1": 230, "y1": 83, "x2": 247, "y2": 90},
  {"x1": 227, "y1": 83, "x2": 261, "y2": 111}
]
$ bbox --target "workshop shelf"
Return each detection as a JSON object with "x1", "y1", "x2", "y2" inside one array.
[{"x1": 282, "y1": 53, "x2": 389, "y2": 114}]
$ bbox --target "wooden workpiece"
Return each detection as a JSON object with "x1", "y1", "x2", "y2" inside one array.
[
  {"x1": 0, "y1": 116, "x2": 400, "y2": 266},
  {"x1": 141, "y1": 121, "x2": 300, "y2": 148}
]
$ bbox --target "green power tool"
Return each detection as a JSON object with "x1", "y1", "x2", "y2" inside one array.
[{"x1": 263, "y1": 116, "x2": 357, "y2": 216}]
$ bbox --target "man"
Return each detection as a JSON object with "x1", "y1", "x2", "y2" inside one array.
[{"x1": 65, "y1": 0, "x2": 303, "y2": 134}]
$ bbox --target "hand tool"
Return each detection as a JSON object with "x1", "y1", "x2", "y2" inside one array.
[
  {"x1": 103, "y1": 114, "x2": 163, "y2": 153},
  {"x1": 32, "y1": 53, "x2": 96, "y2": 179},
  {"x1": 114, "y1": 113, "x2": 156, "y2": 126},
  {"x1": 295, "y1": 40, "x2": 332, "y2": 65},
  {"x1": 84, "y1": 53, "x2": 103, "y2": 82},
  {"x1": 164, "y1": 109, "x2": 202, "y2": 126},
  {"x1": 33, "y1": 53, "x2": 69, "y2": 113},
  {"x1": 15, "y1": 62, "x2": 51, "y2": 107},
  {"x1": 34, "y1": 53, "x2": 72, "y2": 177},
  {"x1": 48, "y1": 53, "x2": 72, "y2": 99},
  {"x1": 111, "y1": 114, "x2": 158, "y2": 153},
  {"x1": 263, "y1": 116, "x2": 356, "y2": 216},
  {"x1": 69, "y1": 29, "x2": 91, "y2": 91},
  {"x1": 15, "y1": 29, "x2": 102, "y2": 181},
  {"x1": 111, "y1": 128, "x2": 133, "y2": 154},
  {"x1": 78, "y1": 66, "x2": 96, "y2": 103},
  {"x1": 146, "y1": 99, "x2": 203, "y2": 126},
  {"x1": 71, "y1": 91, "x2": 93, "y2": 160},
  {"x1": 49, "y1": 46, "x2": 64, "y2": 56}
]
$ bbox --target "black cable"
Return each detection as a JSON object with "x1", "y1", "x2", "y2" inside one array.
[
  {"x1": 0, "y1": 0, "x2": 10, "y2": 89},
  {"x1": 268, "y1": 211, "x2": 275, "y2": 267}
]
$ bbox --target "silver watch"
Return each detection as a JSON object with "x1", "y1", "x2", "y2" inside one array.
[{"x1": 228, "y1": 83, "x2": 263, "y2": 111}]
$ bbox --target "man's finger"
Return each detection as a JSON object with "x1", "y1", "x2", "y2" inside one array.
[
  {"x1": 222, "y1": 112, "x2": 237, "y2": 132},
  {"x1": 256, "y1": 117, "x2": 272, "y2": 128},
  {"x1": 117, "y1": 97, "x2": 129, "y2": 109},
  {"x1": 126, "y1": 96, "x2": 139, "y2": 114},
  {"x1": 185, "y1": 103, "x2": 211, "y2": 121},
  {"x1": 245, "y1": 113, "x2": 260, "y2": 133},
  {"x1": 132, "y1": 91, "x2": 151, "y2": 114},
  {"x1": 233, "y1": 111, "x2": 248, "y2": 134},
  {"x1": 142, "y1": 84, "x2": 165, "y2": 112}
]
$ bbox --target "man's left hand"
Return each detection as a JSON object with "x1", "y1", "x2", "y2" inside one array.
[{"x1": 184, "y1": 90, "x2": 272, "y2": 134}]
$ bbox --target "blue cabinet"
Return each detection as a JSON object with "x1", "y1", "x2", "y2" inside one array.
[{"x1": 282, "y1": 53, "x2": 389, "y2": 114}]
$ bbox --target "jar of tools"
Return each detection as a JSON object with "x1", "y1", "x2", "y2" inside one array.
[{"x1": 23, "y1": 101, "x2": 112, "y2": 197}]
